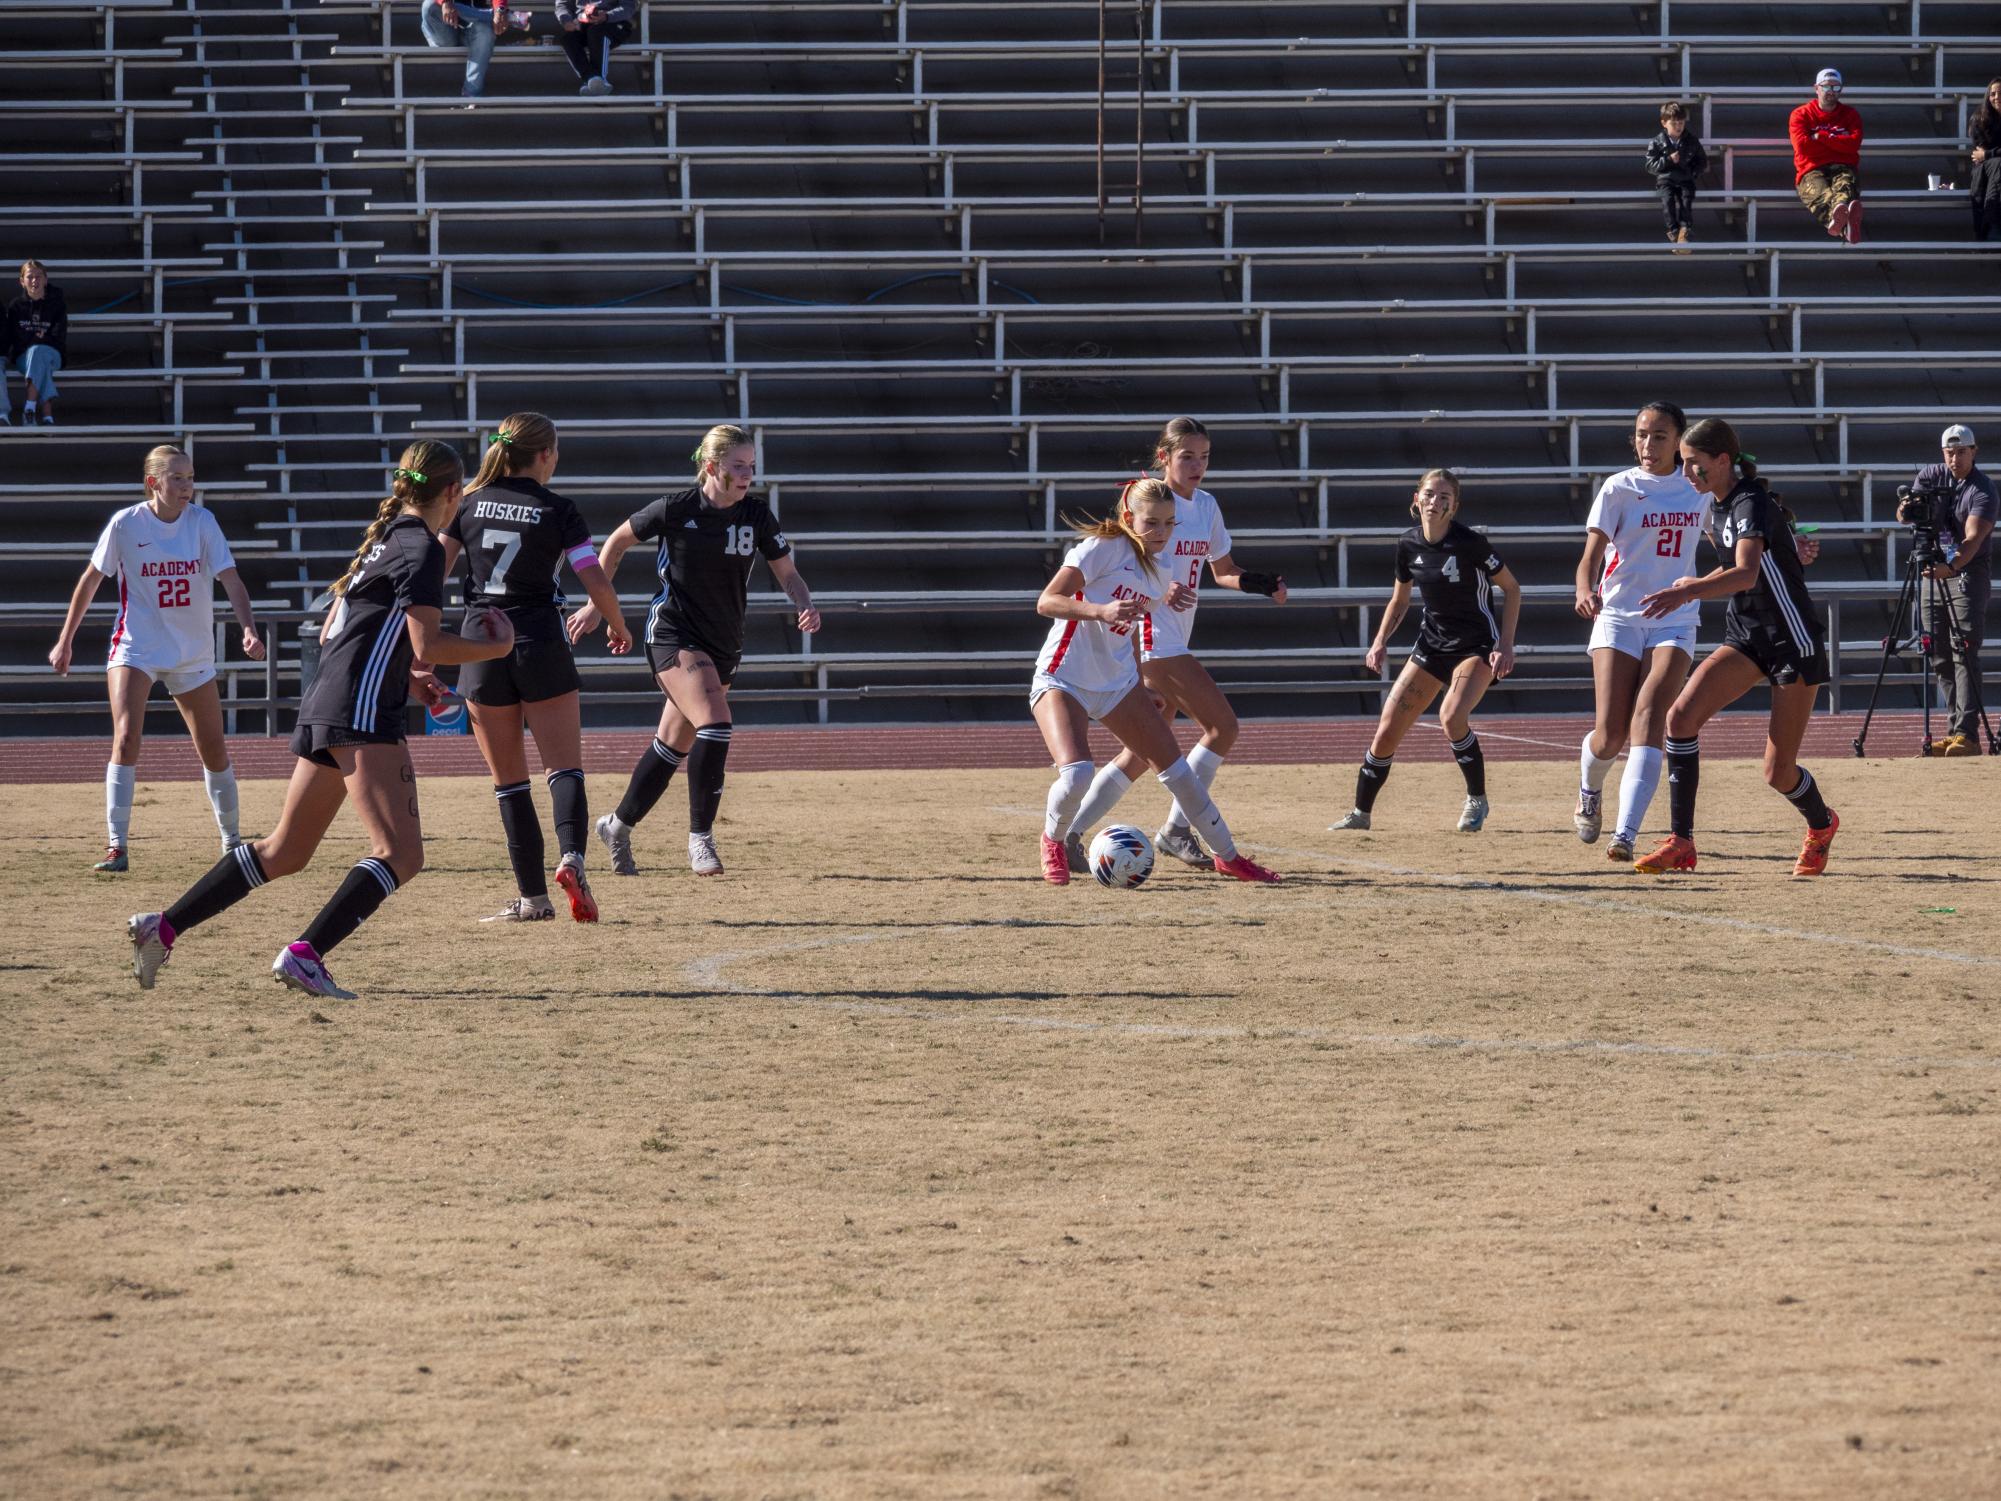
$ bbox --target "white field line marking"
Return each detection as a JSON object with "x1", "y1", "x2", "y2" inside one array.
[
  {"x1": 680, "y1": 927, "x2": 2001, "y2": 1071},
  {"x1": 1467, "y1": 728, "x2": 1612, "y2": 756},
  {"x1": 992, "y1": 802, "x2": 2001, "y2": 971}
]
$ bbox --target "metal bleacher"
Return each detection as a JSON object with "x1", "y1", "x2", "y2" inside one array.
[{"x1": 2, "y1": 0, "x2": 1996, "y2": 734}]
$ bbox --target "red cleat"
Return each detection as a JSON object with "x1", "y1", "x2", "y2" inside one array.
[
  {"x1": 1793, "y1": 810, "x2": 1839, "y2": 877},
  {"x1": 1039, "y1": 833, "x2": 1070, "y2": 885},
  {"x1": 1634, "y1": 834, "x2": 1697, "y2": 873},
  {"x1": 1213, "y1": 853, "x2": 1281, "y2": 884},
  {"x1": 555, "y1": 853, "x2": 598, "y2": 922}
]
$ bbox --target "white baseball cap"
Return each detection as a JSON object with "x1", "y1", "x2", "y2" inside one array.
[
  {"x1": 1816, "y1": 68, "x2": 1843, "y2": 88},
  {"x1": 1941, "y1": 423, "x2": 1976, "y2": 449}
]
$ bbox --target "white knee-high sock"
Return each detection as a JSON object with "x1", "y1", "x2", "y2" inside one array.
[
  {"x1": 1044, "y1": 760, "x2": 1093, "y2": 838},
  {"x1": 1580, "y1": 735, "x2": 1619, "y2": 793},
  {"x1": 106, "y1": 762, "x2": 136, "y2": 848},
  {"x1": 1615, "y1": 745, "x2": 1664, "y2": 843},
  {"x1": 1157, "y1": 757, "x2": 1234, "y2": 859},
  {"x1": 1067, "y1": 762, "x2": 1133, "y2": 838},
  {"x1": 1163, "y1": 743, "x2": 1224, "y2": 831},
  {"x1": 203, "y1": 765, "x2": 240, "y2": 849}
]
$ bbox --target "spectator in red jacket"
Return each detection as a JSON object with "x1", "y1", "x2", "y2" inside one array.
[{"x1": 1791, "y1": 67, "x2": 1864, "y2": 244}]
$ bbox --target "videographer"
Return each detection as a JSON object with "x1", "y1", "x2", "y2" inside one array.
[{"x1": 1898, "y1": 424, "x2": 1996, "y2": 754}]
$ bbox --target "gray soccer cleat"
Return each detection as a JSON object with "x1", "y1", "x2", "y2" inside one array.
[
  {"x1": 1154, "y1": 823, "x2": 1211, "y2": 867},
  {"x1": 1457, "y1": 796, "x2": 1490, "y2": 833},
  {"x1": 688, "y1": 830, "x2": 724, "y2": 876},
  {"x1": 1063, "y1": 831, "x2": 1089, "y2": 875},
  {"x1": 1606, "y1": 834, "x2": 1636, "y2": 864},
  {"x1": 271, "y1": 942, "x2": 358, "y2": 1001},
  {"x1": 128, "y1": 912, "x2": 172, "y2": 990},
  {"x1": 480, "y1": 895, "x2": 555, "y2": 923},
  {"x1": 595, "y1": 812, "x2": 638, "y2": 876},
  {"x1": 1328, "y1": 808, "x2": 1371, "y2": 831},
  {"x1": 1573, "y1": 788, "x2": 1602, "y2": 844}
]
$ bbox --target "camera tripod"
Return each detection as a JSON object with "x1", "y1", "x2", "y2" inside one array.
[{"x1": 1852, "y1": 533, "x2": 1999, "y2": 756}]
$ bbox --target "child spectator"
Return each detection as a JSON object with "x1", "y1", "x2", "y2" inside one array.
[
  {"x1": 4, "y1": 259, "x2": 67, "y2": 426},
  {"x1": 1645, "y1": 101, "x2": 1708, "y2": 250},
  {"x1": 556, "y1": 0, "x2": 633, "y2": 96},
  {"x1": 1790, "y1": 67, "x2": 1864, "y2": 244}
]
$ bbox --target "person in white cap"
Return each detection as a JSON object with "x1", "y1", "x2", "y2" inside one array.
[
  {"x1": 1897, "y1": 424, "x2": 1996, "y2": 753},
  {"x1": 1790, "y1": 67, "x2": 1864, "y2": 242}
]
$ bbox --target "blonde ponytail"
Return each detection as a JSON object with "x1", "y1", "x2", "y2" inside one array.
[
  {"x1": 1062, "y1": 477, "x2": 1173, "y2": 580},
  {"x1": 468, "y1": 412, "x2": 557, "y2": 496},
  {"x1": 333, "y1": 440, "x2": 462, "y2": 596}
]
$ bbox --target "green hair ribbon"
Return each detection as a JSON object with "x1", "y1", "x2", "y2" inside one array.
[
  {"x1": 1740, "y1": 452, "x2": 1757, "y2": 464},
  {"x1": 395, "y1": 466, "x2": 429, "y2": 484},
  {"x1": 689, "y1": 445, "x2": 705, "y2": 462},
  {"x1": 488, "y1": 430, "x2": 514, "y2": 447}
]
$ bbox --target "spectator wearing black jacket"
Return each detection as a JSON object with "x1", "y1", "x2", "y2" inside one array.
[
  {"x1": 4, "y1": 259, "x2": 67, "y2": 426},
  {"x1": 1970, "y1": 78, "x2": 2001, "y2": 243},
  {"x1": 555, "y1": 0, "x2": 633, "y2": 96},
  {"x1": 1645, "y1": 101, "x2": 1708, "y2": 251}
]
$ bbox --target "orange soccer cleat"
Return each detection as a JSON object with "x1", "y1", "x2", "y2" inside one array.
[
  {"x1": 1633, "y1": 833, "x2": 1697, "y2": 874},
  {"x1": 1792, "y1": 810, "x2": 1839, "y2": 878}
]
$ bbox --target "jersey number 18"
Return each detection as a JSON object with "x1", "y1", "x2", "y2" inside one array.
[{"x1": 721, "y1": 525, "x2": 757, "y2": 557}]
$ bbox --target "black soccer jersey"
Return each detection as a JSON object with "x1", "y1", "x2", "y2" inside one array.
[
  {"x1": 443, "y1": 477, "x2": 596, "y2": 625},
  {"x1": 628, "y1": 487, "x2": 791, "y2": 660},
  {"x1": 1395, "y1": 521, "x2": 1505, "y2": 644},
  {"x1": 301, "y1": 513, "x2": 446, "y2": 736},
  {"x1": 1716, "y1": 479, "x2": 1821, "y2": 647}
]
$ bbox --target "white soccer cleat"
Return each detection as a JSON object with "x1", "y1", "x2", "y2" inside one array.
[
  {"x1": 1329, "y1": 808, "x2": 1371, "y2": 831},
  {"x1": 1573, "y1": 788, "x2": 1602, "y2": 844},
  {"x1": 1457, "y1": 796, "x2": 1490, "y2": 833},
  {"x1": 555, "y1": 851, "x2": 598, "y2": 923},
  {"x1": 1606, "y1": 834, "x2": 1636, "y2": 863},
  {"x1": 688, "y1": 830, "x2": 724, "y2": 876},
  {"x1": 595, "y1": 812, "x2": 638, "y2": 876},
  {"x1": 271, "y1": 941, "x2": 358, "y2": 1000},
  {"x1": 1154, "y1": 823, "x2": 1211, "y2": 867},
  {"x1": 128, "y1": 912, "x2": 172, "y2": 990},
  {"x1": 480, "y1": 895, "x2": 555, "y2": 923}
]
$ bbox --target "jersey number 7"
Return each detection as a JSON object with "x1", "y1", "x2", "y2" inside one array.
[{"x1": 481, "y1": 528, "x2": 523, "y2": 593}]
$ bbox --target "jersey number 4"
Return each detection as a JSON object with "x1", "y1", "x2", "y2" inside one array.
[
  {"x1": 1440, "y1": 556, "x2": 1461, "y2": 582},
  {"x1": 721, "y1": 525, "x2": 757, "y2": 557},
  {"x1": 157, "y1": 576, "x2": 191, "y2": 608},
  {"x1": 1656, "y1": 526, "x2": 1685, "y2": 558}
]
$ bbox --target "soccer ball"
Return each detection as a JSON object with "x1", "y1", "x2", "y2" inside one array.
[{"x1": 1088, "y1": 824, "x2": 1154, "y2": 889}]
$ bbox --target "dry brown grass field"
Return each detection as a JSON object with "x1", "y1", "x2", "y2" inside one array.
[{"x1": 3, "y1": 757, "x2": 1999, "y2": 1500}]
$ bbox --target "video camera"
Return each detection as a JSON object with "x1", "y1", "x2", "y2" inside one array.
[{"x1": 1896, "y1": 481, "x2": 1958, "y2": 569}]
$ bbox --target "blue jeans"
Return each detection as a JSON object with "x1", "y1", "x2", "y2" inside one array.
[
  {"x1": 420, "y1": 0, "x2": 495, "y2": 96},
  {"x1": 5, "y1": 344, "x2": 61, "y2": 408}
]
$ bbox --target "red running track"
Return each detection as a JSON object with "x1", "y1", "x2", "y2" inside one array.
[{"x1": 0, "y1": 712, "x2": 1947, "y2": 783}]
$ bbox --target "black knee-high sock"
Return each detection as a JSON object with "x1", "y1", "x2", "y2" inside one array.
[
  {"x1": 1782, "y1": 767, "x2": 1833, "y2": 830},
  {"x1": 1355, "y1": 751, "x2": 1393, "y2": 813},
  {"x1": 614, "y1": 737, "x2": 682, "y2": 827},
  {"x1": 164, "y1": 843, "x2": 268, "y2": 936},
  {"x1": 1449, "y1": 730, "x2": 1486, "y2": 796},
  {"x1": 546, "y1": 767, "x2": 587, "y2": 857},
  {"x1": 298, "y1": 857, "x2": 399, "y2": 956},
  {"x1": 494, "y1": 780, "x2": 547, "y2": 898},
  {"x1": 686, "y1": 722, "x2": 732, "y2": 834},
  {"x1": 1665, "y1": 735, "x2": 1701, "y2": 840}
]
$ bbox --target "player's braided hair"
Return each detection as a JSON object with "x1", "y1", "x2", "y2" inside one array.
[
  {"x1": 334, "y1": 440, "x2": 462, "y2": 598},
  {"x1": 468, "y1": 412, "x2": 556, "y2": 495},
  {"x1": 1062, "y1": 477, "x2": 1172, "y2": 580}
]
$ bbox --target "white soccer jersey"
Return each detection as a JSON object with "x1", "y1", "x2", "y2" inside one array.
[
  {"x1": 89, "y1": 503, "x2": 236, "y2": 670},
  {"x1": 1585, "y1": 466, "x2": 1710, "y2": 622},
  {"x1": 1033, "y1": 534, "x2": 1161, "y2": 698},
  {"x1": 1140, "y1": 485, "x2": 1233, "y2": 660}
]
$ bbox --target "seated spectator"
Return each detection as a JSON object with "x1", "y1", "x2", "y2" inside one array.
[
  {"x1": 1970, "y1": 77, "x2": 2001, "y2": 244},
  {"x1": 556, "y1": 0, "x2": 633, "y2": 96},
  {"x1": 1790, "y1": 67, "x2": 1864, "y2": 244},
  {"x1": 1645, "y1": 100, "x2": 1708, "y2": 250},
  {"x1": 4, "y1": 259, "x2": 66, "y2": 427},
  {"x1": 419, "y1": 0, "x2": 518, "y2": 100}
]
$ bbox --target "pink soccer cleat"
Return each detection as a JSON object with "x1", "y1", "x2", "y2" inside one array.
[{"x1": 1213, "y1": 853, "x2": 1281, "y2": 884}]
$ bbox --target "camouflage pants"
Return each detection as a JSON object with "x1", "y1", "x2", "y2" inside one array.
[{"x1": 1796, "y1": 164, "x2": 1860, "y2": 227}]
